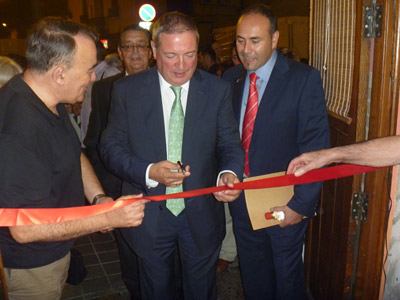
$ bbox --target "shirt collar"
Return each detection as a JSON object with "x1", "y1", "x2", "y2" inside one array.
[
  {"x1": 247, "y1": 49, "x2": 277, "y2": 82},
  {"x1": 157, "y1": 71, "x2": 190, "y2": 93}
]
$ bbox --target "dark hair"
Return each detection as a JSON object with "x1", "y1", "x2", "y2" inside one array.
[
  {"x1": 96, "y1": 40, "x2": 106, "y2": 61},
  {"x1": 231, "y1": 41, "x2": 237, "y2": 50},
  {"x1": 151, "y1": 11, "x2": 199, "y2": 46},
  {"x1": 240, "y1": 3, "x2": 278, "y2": 35},
  {"x1": 279, "y1": 47, "x2": 298, "y2": 61},
  {"x1": 208, "y1": 63, "x2": 225, "y2": 77},
  {"x1": 120, "y1": 24, "x2": 151, "y2": 46},
  {"x1": 6, "y1": 53, "x2": 27, "y2": 70},
  {"x1": 199, "y1": 46, "x2": 216, "y2": 62},
  {"x1": 26, "y1": 17, "x2": 97, "y2": 74}
]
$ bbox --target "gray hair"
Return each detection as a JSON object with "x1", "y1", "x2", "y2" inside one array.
[
  {"x1": 26, "y1": 17, "x2": 97, "y2": 74},
  {"x1": 0, "y1": 56, "x2": 22, "y2": 87},
  {"x1": 120, "y1": 24, "x2": 151, "y2": 46}
]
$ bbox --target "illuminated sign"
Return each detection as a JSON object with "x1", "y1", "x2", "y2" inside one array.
[
  {"x1": 139, "y1": 22, "x2": 152, "y2": 30},
  {"x1": 100, "y1": 39, "x2": 108, "y2": 49},
  {"x1": 139, "y1": 4, "x2": 156, "y2": 22}
]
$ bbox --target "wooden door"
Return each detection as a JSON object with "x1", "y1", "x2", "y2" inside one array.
[{"x1": 305, "y1": 0, "x2": 400, "y2": 299}]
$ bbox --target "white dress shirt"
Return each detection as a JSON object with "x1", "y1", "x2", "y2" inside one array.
[{"x1": 145, "y1": 72, "x2": 190, "y2": 187}]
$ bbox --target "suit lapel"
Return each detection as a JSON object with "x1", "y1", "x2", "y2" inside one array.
[
  {"x1": 232, "y1": 68, "x2": 246, "y2": 123},
  {"x1": 182, "y1": 70, "x2": 206, "y2": 162},
  {"x1": 141, "y1": 67, "x2": 167, "y2": 161},
  {"x1": 258, "y1": 52, "x2": 289, "y2": 112}
]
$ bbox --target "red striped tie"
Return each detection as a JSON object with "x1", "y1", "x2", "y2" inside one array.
[{"x1": 242, "y1": 72, "x2": 258, "y2": 177}]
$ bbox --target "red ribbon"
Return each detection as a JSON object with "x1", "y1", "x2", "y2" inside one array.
[{"x1": 0, "y1": 164, "x2": 384, "y2": 226}]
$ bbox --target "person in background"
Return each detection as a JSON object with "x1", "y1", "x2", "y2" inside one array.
[
  {"x1": 229, "y1": 4, "x2": 330, "y2": 299},
  {"x1": 279, "y1": 47, "x2": 300, "y2": 62},
  {"x1": 222, "y1": 42, "x2": 243, "y2": 84},
  {"x1": 287, "y1": 136, "x2": 400, "y2": 176},
  {"x1": 232, "y1": 43, "x2": 241, "y2": 66},
  {"x1": 0, "y1": 56, "x2": 22, "y2": 87},
  {"x1": 66, "y1": 103, "x2": 83, "y2": 142},
  {"x1": 215, "y1": 41, "x2": 244, "y2": 274},
  {"x1": 5, "y1": 53, "x2": 27, "y2": 70},
  {"x1": 208, "y1": 63, "x2": 225, "y2": 77},
  {"x1": 99, "y1": 11, "x2": 244, "y2": 299},
  {"x1": 198, "y1": 45, "x2": 217, "y2": 72},
  {"x1": 211, "y1": 40, "x2": 224, "y2": 63},
  {"x1": 105, "y1": 53, "x2": 124, "y2": 72},
  {"x1": 84, "y1": 23, "x2": 152, "y2": 300},
  {"x1": 0, "y1": 17, "x2": 146, "y2": 300},
  {"x1": 80, "y1": 40, "x2": 120, "y2": 146}
]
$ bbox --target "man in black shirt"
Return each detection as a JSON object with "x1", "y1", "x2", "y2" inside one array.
[{"x1": 0, "y1": 17, "x2": 147, "y2": 299}]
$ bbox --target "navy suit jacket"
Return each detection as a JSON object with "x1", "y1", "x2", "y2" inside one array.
[
  {"x1": 84, "y1": 72, "x2": 124, "y2": 199},
  {"x1": 231, "y1": 52, "x2": 330, "y2": 217},
  {"x1": 100, "y1": 67, "x2": 244, "y2": 256}
]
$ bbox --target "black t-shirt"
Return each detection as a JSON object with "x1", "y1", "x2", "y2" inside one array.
[{"x1": 0, "y1": 75, "x2": 85, "y2": 268}]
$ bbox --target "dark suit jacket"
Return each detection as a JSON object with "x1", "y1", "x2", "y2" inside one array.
[
  {"x1": 232, "y1": 52, "x2": 330, "y2": 217},
  {"x1": 223, "y1": 64, "x2": 243, "y2": 86},
  {"x1": 84, "y1": 72, "x2": 125, "y2": 199},
  {"x1": 99, "y1": 67, "x2": 244, "y2": 257}
]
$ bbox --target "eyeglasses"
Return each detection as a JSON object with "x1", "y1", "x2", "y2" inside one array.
[{"x1": 120, "y1": 44, "x2": 149, "y2": 52}]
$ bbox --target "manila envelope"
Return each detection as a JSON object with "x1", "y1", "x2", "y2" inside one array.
[{"x1": 244, "y1": 171, "x2": 294, "y2": 230}]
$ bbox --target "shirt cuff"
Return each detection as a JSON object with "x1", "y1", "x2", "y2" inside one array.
[
  {"x1": 146, "y1": 163, "x2": 159, "y2": 188},
  {"x1": 216, "y1": 170, "x2": 237, "y2": 186}
]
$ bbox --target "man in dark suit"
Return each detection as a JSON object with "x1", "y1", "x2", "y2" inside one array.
[
  {"x1": 229, "y1": 4, "x2": 330, "y2": 299},
  {"x1": 99, "y1": 12, "x2": 244, "y2": 300},
  {"x1": 84, "y1": 24, "x2": 152, "y2": 299},
  {"x1": 85, "y1": 24, "x2": 152, "y2": 199}
]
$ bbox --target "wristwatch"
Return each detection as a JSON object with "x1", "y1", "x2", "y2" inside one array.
[{"x1": 92, "y1": 193, "x2": 106, "y2": 205}]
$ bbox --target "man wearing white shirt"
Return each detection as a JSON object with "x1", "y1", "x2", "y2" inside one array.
[{"x1": 100, "y1": 11, "x2": 244, "y2": 299}]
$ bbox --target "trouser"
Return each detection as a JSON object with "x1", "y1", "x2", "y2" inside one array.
[
  {"x1": 114, "y1": 229, "x2": 141, "y2": 299},
  {"x1": 219, "y1": 203, "x2": 237, "y2": 261},
  {"x1": 230, "y1": 193, "x2": 308, "y2": 300},
  {"x1": 137, "y1": 210, "x2": 220, "y2": 300},
  {"x1": 4, "y1": 252, "x2": 70, "y2": 300}
]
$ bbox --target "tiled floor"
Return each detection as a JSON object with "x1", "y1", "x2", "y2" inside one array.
[
  {"x1": 1, "y1": 232, "x2": 244, "y2": 300},
  {"x1": 61, "y1": 232, "x2": 131, "y2": 300}
]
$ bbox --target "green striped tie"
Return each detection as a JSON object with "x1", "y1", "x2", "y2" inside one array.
[{"x1": 166, "y1": 86, "x2": 185, "y2": 216}]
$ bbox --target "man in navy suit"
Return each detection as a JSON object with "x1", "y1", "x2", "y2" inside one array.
[
  {"x1": 100, "y1": 11, "x2": 244, "y2": 299},
  {"x1": 84, "y1": 24, "x2": 152, "y2": 299},
  {"x1": 229, "y1": 4, "x2": 330, "y2": 299}
]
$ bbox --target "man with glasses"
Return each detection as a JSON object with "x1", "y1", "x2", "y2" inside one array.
[
  {"x1": 84, "y1": 24, "x2": 152, "y2": 299},
  {"x1": 80, "y1": 41, "x2": 120, "y2": 144}
]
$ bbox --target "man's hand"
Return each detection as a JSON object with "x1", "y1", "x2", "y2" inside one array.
[
  {"x1": 213, "y1": 173, "x2": 241, "y2": 202},
  {"x1": 270, "y1": 205, "x2": 303, "y2": 228},
  {"x1": 96, "y1": 196, "x2": 116, "y2": 233},
  {"x1": 105, "y1": 194, "x2": 148, "y2": 230},
  {"x1": 287, "y1": 149, "x2": 330, "y2": 177},
  {"x1": 149, "y1": 160, "x2": 191, "y2": 187}
]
